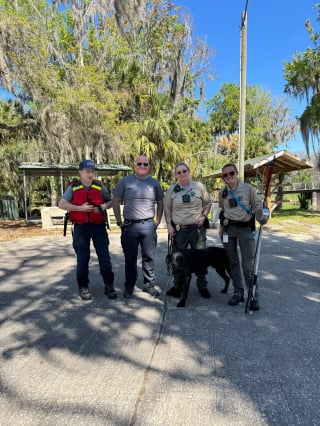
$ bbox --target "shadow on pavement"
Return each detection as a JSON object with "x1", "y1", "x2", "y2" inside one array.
[{"x1": 0, "y1": 229, "x2": 319, "y2": 425}]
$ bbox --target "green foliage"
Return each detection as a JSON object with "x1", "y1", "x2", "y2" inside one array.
[
  {"x1": 207, "y1": 83, "x2": 296, "y2": 162},
  {"x1": 206, "y1": 83, "x2": 240, "y2": 135},
  {"x1": 283, "y1": 4, "x2": 320, "y2": 159},
  {"x1": 0, "y1": 0, "x2": 214, "y2": 173},
  {"x1": 0, "y1": 96, "x2": 45, "y2": 213},
  {"x1": 291, "y1": 169, "x2": 312, "y2": 184}
]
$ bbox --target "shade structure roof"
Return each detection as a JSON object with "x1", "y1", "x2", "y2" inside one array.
[
  {"x1": 19, "y1": 162, "x2": 131, "y2": 177},
  {"x1": 203, "y1": 150, "x2": 313, "y2": 180}
]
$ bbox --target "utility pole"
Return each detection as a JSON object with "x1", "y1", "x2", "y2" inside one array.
[{"x1": 238, "y1": 2, "x2": 248, "y2": 181}]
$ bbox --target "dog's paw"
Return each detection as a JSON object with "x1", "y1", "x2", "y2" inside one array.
[
  {"x1": 176, "y1": 300, "x2": 186, "y2": 308},
  {"x1": 199, "y1": 288, "x2": 211, "y2": 298},
  {"x1": 220, "y1": 288, "x2": 228, "y2": 294},
  {"x1": 167, "y1": 287, "x2": 182, "y2": 297}
]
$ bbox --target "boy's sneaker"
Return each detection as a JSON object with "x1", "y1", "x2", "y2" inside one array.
[
  {"x1": 104, "y1": 285, "x2": 117, "y2": 299},
  {"x1": 228, "y1": 294, "x2": 244, "y2": 306},
  {"x1": 79, "y1": 287, "x2": 92, "y2": 301}
]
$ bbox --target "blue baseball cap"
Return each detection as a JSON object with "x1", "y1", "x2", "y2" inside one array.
[{"x1": 79, "y1": 159, "x2": 96, "y2": 170}]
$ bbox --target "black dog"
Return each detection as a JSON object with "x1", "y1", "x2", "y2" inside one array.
[{"x1": 166, "y1": 247, "x2": 231, "y2": 308}]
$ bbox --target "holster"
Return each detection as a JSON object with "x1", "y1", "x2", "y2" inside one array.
[{"x1": 63, "y1": 212, "x2": 69, "y2": 236}]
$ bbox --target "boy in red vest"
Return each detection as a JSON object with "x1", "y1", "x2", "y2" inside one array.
[{"x1": 59, "y1": 159, "x2": 116, "y2": 301}]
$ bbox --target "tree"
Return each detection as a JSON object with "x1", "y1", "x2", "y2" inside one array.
[
  {"x1": 0, "y1": 99, "x2": 43, "y2": 208},
  {"x1": 0, "y1": 2, "x2": 132, "y2": 163},
  {"x1": 283, "y1": 3, "x2": 320, "y2": 160},
  {"x1": 0, "y1": 0, "x2": 214, "y2": 170},
  {"x1": 206, "y1": 83, "x2": 297, "y2": 161}
]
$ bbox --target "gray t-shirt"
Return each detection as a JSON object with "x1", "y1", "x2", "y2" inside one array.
[{"x1": 113, "y1": 174, "x2": 163, "y2": 220}]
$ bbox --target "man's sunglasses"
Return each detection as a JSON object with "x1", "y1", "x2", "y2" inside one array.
[
  {"x1": 136, "y1": 162, "x2": 149, "y2": 167},
  {"x1": 176, "y1": 169, "x2": 188, "y2": 175},
  {"x1": 222, "y1": 170, "x2": 236, "y2": 179}
]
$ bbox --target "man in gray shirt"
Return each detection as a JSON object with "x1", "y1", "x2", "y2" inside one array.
[{"x1": 113, "y1": 155, "x2": 164, "y2": 298}]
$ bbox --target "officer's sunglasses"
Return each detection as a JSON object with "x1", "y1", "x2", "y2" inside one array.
[{"x1": 222, "y1": 171, "x2": 236, "y2": 179}]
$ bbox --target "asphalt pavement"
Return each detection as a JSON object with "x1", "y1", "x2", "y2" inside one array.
[{"x1": 0, "y1": 227, "x2": 319, "y2": 425}]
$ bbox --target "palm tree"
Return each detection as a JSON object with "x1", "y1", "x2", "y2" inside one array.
[
  {"x1": 283, "y1": 8, "x2": 320, "y2": 161},
  {"x1": 132, "y1": 93, "x2": 185, "y2": 181}
]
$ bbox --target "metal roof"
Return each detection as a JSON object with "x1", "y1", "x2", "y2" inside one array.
[
  {"x1": 19, "y1": 162, "x2": 131, "y2": 177},
  {"x1": 203, "y1": 150, "x2": 313, "y2": 179}
]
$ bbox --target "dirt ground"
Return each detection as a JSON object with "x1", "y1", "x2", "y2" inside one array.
[
  {"x1": 0, "y1": 220, "x2": 63, "y2": 242},
  {"x1": 1, "y1": 218, "x2": 319, "y2": 243}
]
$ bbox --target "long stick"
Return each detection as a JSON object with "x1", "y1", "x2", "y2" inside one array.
[
  {"x1": 245, "y1": 224, "x2": 263, "y2": 314},
  {"x1": 245, "y1": 160, "x2": 274, "y2": 314}
]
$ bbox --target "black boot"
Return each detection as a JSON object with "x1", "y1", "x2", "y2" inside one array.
[
  {"x1": 105, "y1": 284, "x2": 117, "y2": 299},
  {"x1": 228, "y1": 293, "x2": 244, "y2": 306}
]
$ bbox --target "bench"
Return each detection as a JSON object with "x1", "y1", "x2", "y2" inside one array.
[{"x1": 41, "y1": 207, "x2": 66, "y2": 229}]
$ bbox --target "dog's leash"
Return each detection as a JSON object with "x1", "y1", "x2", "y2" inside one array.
[
  {"x1": 185, "y1": 225, "x2": 199, "y2": 246},
  {"x1": 166, "y1": 235, "x2": 174, "y2": 276}
]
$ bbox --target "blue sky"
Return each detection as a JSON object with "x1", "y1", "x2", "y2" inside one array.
[{"x1": 176, "y1": 0, "x2": 318, "y2": 154}]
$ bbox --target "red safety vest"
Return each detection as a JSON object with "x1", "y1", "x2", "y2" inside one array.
[{"x1": 69, "y1": 179, "x2": 106, "y2": 225}]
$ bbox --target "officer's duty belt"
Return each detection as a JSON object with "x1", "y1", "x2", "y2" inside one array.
[
  {"x1": 224, "y1": 219, "x2": 251, "y2": 227},
  {"x1": 173, "y1": 223, "x2": 196, "y2": 231}
]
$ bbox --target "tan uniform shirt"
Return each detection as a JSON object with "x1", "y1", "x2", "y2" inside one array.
[
  {"x1": 164, "y1": 180, "x2": 212, "y2": 225},
  {"x1": 219, "y1": 181, "x2": 262, "y2": 222}
]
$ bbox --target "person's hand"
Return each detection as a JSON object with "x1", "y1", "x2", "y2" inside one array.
[
  {"x1": 256, "y1": 208, "x2": 270, "y2": 225},
  {"x1": 167, "y1": 223, "x2": 175, "y2": 237},
  {"x1": 218, "y1": 225, "x2": 223, "y2": 238},
  {"x1": 82, "y1": 202, "x2": 95, "y2": 212},
  {"x1": 197, "y1": 215, "x2": 207, "y2": 227}
]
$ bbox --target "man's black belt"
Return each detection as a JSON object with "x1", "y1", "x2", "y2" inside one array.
[
  {"x1": 224, "y1": 219, "x2": 251, "y2": 227},
  {"x1": 124, "y1": 218, "x2": 153, "y2": 224}
]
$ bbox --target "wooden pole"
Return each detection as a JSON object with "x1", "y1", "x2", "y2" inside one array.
[{"x1": 239, "y1": 8, "x2": 248, "y2": 181}]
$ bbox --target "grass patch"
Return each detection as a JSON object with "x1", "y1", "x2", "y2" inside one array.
[{"x1": 270, "y1": 209, "x2": 320, "y2": 224}]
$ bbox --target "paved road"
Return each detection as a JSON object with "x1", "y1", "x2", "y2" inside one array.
[{"x1": 0, "y1": 228, "x2": 319, "y2": 425}]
